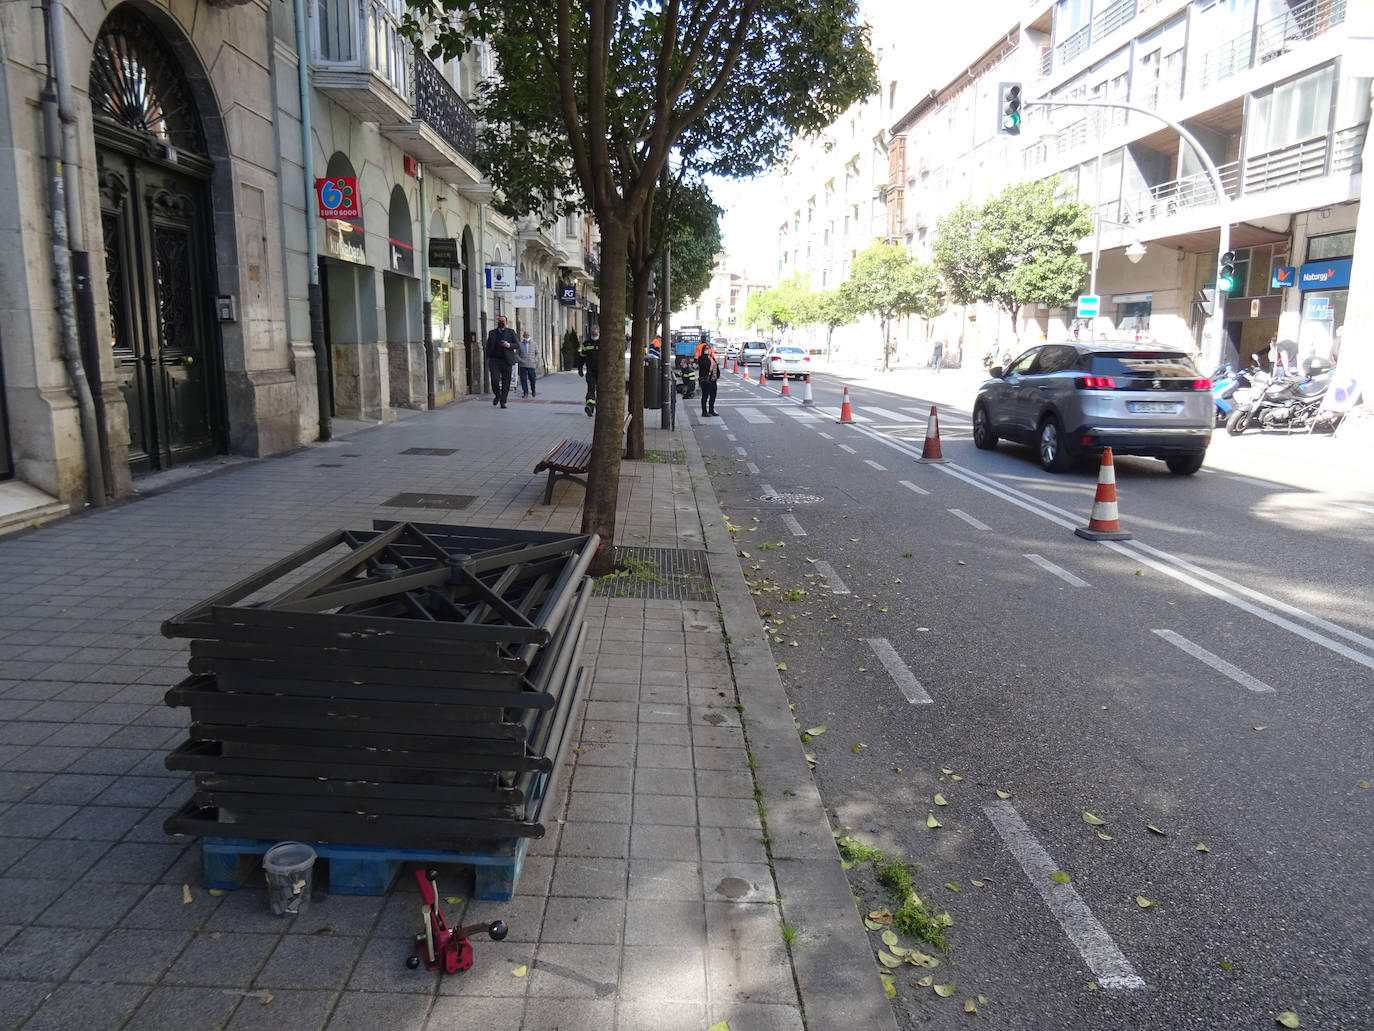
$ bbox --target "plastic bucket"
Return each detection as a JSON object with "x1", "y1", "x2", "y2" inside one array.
[{"x1": 262, "y1": 841, "x2": 316, "y2": 917}]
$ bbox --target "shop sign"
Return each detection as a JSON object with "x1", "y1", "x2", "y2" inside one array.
[
  {"x1": 429, "y1": 237, "x2": 459, "y2": 267},
  {"x1": 322, "y1": 218, "x2": 366, "y2": 265},
  {"x1": 316, "y1": 177, "x2": 360, "y2": 220},
  {"x1": 558, "y1": 284, "x2": 577, "y2": 306},
  {"x1": 485, "y1": 265, "x2": 516, "y2": 292},
  {"x1": 1271, "y1": 265, "x2": 1295, "y2": 289},
  {"x1": 1297, "y1": 258, "x2": 1351, "y2": 290},
  {"x1": 389, "y1": 238, "x2": 414, "y2": 276},
  {"x1": 513, "y1": 285, "x2": 536, "y2": 308}
]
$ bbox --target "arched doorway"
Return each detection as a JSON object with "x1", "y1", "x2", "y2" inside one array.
[
  {"x1": 317, "y1": 152, "x2": 378, "y2": 419},
  {"x1": 461, "y1": 227, "x2": 477, "y2": 395},
  {"x1": 93, "y1": 5, "x2": 224, "y2": 473},
  {"x1": 384, "y1": 185, "x2": 421, "y2": 408}
]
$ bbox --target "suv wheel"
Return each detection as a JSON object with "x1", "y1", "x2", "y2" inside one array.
[
  {"x1": 972, "y1": 404, "x2": 998, "y2": 450},
  {"x1": 1165, "y1": 452, "x2": 1205, "y2": 475},
  {"x1": 1037, "y1": 416, "x2": 1072, "y2": 473}
]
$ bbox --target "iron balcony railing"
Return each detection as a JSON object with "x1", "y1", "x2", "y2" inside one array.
[
  {"x1": 1189, "y1": 0, "x2": 1346, "y2": 95},
  {"x1": 1092, "y1": 0, "x2": 1136, "y2": 43},
  {"x1": 1056, "y1": 24, "x2": 1091, "y2": 66},
  {"x1": 411, "y1": 52, "x2": 478, "y2": 163},
  {"x1": 1103, "y1": 159, "x2": 1241, "y2": 226},
  {"x1": 313, "y1": 0, "x2": 408, "y2": 99}
]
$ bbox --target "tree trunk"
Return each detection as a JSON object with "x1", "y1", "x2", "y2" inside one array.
[
  {"x1": 582, "y1": 217, "x2": 630, "y2": 576},
  {"x1": 626, "y1": 269, "x2": 649, "y2": 459}
]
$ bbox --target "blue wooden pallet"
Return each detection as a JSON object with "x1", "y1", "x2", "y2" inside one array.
[{"x1": 200, "y1": 835, "x2": 529, "y2": 901}]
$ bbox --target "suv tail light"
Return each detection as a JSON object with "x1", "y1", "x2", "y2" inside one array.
[
  {"x1": 1192, "y1": 378, "x2": 1212, "y2": 390},
  {"x1": 1076, "y1": 376, "x2": 1116, "y2": 389},
  {"x1": 803, "y1": 356, "x2": 810, "y2": 362}
]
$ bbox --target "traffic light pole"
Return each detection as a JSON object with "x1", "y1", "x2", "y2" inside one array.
[{"x1": 1025, "y1": 97, "x2": 1231, "y2": 367}]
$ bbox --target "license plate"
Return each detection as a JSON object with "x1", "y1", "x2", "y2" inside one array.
[{"x1": 1128, "y1": 401, "x2": 1181, "y2": 414}]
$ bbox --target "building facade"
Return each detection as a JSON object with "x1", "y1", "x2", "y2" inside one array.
[
  {"x1": 889, "y1": 0, "x2": 1366, "y2": 370},
  {"x1": 0, "y1": 0, "x2": 594, "y2": 519}
]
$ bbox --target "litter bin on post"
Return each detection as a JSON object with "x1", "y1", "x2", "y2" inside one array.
[{"x1": 644, "y1": 355, "x2": 661, "y2": 410}]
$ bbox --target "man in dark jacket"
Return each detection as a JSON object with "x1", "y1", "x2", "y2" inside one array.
[
  {"x1": 576, "y1": 326, "x2": 600, "y2": 417},
  {"x1": 696, "y1": 337, "x2": 720, "y2": 417},
  {"x1": 485, "y1": 315, "x2": 517, "y2": 408}
]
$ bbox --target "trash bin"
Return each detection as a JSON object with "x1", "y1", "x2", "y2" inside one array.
[
  {"x1": 644, "y1": 355, "x2": 661, "y2": 409},
  {"x1": 263, "y1": 841, "x2": 316, "y2": 916}
]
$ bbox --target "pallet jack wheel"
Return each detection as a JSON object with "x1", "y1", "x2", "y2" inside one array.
[{"x1": 406, "y1": 954, "x2": 421, "y2": 970}]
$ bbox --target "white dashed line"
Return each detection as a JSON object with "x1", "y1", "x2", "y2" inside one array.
[
  {"x1": 864, "y1": 459, "x2": 887, "y2": 471},
  {"x1": 781, "y1": 514, "x2": 807, "y2": 536},
  {"x1": 983, "y1": 801, "x2": 1146, "y2": 991},
  {"x1": 735, "y1": 446, "x2": 748, "y2": 457},
  {"x1": 1024, "y1": 553, "x2": 1089, "y2": 587},
  {"x1": 899, "y1": 480, "x2": 930, "y2": 496},
  {"x1": 817, "y1": 431, "x2": 834, "y2": 440},
  {"x1": 760, "y1": 483, "x2": 778, "y2": 497},
  {"x1": 867, "y1": 637, "x2": 931, "y2": 704},
  {"x1": 1339, "y1": 502, "x2": 1374, "y2": 515},
  {"x1": 746, "y1": 462, "x2": 760, "y2": 475},
  {"x1": 837, "y1": 444, "x2": 857, "y2": 454},
  {"x1": 948, "y1": 509, "x2": 991, "y2": 531},
  {"x1": 1225, "y1": 473, "x2": 1286, "y2": 490},
  {"x1": 736, "y1": 407, "x2": 774, "y2": 424},
  {"x1": 1151, "y1": 629, "x2": 1275, "y2": 693},
  {"x1": 811, "y1": 560, "x2": 851, "y2": 595},
  {"x1": 726, "y1": 434, "x2": 737, "y2": 441}
]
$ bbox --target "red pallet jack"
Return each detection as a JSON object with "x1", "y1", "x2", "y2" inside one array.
[{"x1": 405, "y1": 868, "x2": 507, "y2": 974}]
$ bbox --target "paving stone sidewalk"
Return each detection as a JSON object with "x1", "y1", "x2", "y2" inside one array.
[{"x1": 0, "y1": 373, "x2": 890, "y2": 1031}]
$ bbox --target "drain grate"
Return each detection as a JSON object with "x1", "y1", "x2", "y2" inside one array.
[
  {"x1": 642, "y1": 449, "x2": 687, "y2": 464},
  {"x1": 401, "y1": 447, "x2": 458, "y2": 456},
  {"x1": 760, "y1": 492, "x2": 823, "y2": 504},
  {"x1": 381, "y1": 492, "x2": 477, "y2": 510},
  {"x1": 593, "y1": 546, "x2": 713, "y2": 600}
]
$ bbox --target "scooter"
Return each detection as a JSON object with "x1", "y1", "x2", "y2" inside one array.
[
  {"x1": 1210, "y1": 362, "x2": 1262, "y2": 426},
  {"x1": 1225, "y1": 357, "x2": 1339, "y2": 435}
]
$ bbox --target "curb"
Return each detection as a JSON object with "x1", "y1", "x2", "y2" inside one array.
[{"x1": 679, "y1": 421, "x2": 900, "y2": 1031}]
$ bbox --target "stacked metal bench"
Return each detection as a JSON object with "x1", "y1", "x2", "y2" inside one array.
[{"x1": 160, "y1": 521, "x2": 597, "y2": 896}]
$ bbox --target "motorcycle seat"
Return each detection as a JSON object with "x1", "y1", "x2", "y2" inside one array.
[{"x1": 1294, "y1": 377, "x2": 1330, "y2": 398}]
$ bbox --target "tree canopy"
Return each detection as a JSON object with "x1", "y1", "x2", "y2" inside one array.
[{"x1": 843, "y1": 243, "x2": 941, "y2": 370}]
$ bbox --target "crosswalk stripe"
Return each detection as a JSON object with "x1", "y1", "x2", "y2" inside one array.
[
  {"x1": 860, "y1": 406, "x2": 918, "y2": 423},
  {"x1": 735, "y1": 407, "x2": 774, "y2": 424}
]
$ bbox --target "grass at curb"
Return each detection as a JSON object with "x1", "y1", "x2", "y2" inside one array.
[{"x1": 837, "y1": 834, "x2": 951, "y2": 954}]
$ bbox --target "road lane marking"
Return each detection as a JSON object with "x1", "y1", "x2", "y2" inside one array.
[
  {"x1": 899, "y1": 480, "x2": 930, "y2": 496},
  {"x1": 1151, "y1": 629, "x2": 1275, "y2": 693},
  {"x1": 864, "y1": 459, "x2": 887, "y2": 471},
  {"x1": 860, "y1": 406, "x2": 918, "y2": 423},
  {"x1": 781, "y1": 514, "x2": 807, "y2": 536},
  {"x1": 1024, "y1": 553, "x2": 1089, "y2": 587},
  {"x1": 837, "y1": 444, "x2": 857, "y2": 454},
  {"x1": 983, "y1": 801, "x2": 1146, "y2": 991},
  {"x1": 1339, "y1": 502, "x2": 1374, "y2": 515},
  {"x1": 760, "y1": 483, "x2": 778, "y2": 497},
  {"x1": 812, "y1": 560, "x2": 851, "y2": 595},
  {"x1": 735, "y1": 446, "x2": 748, "y2": 457},
  {"x1": 867, "y1": 637, "x2": 931, "y2": 704},
  {"x1": 948, "y1": 508, "x2": 991, "y2": 531},
  {"x1": 817, "y1": 431, "x2": 834, "y2": 440},
  {"x1": 736, "y1": 407, "x2": 774, "y2": 424},
  {"x1": 1226, "y1": 473, "x2": 1288, "y2": 490},
  {"x1": 726, "y1": 434, "x2": 737, "y2": 441},
  {"x1": 746, "y1": 462, "x2": 760, "y2": 475}
]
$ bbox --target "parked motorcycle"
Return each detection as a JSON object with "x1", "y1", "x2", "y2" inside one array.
[
  {"x1": 1210, "y1": 362, "x2": 1264, "y2": 426},
  {"x1": 1225, "y1": 357, "x2": 1340, "y2": 435}
]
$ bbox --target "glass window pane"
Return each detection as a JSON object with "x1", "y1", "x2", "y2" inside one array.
[{"x1": 1307, "y1": 231, "x2": 1355, "y2": 260}]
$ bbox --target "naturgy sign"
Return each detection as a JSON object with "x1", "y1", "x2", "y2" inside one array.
[{"x1": 1297, "y1": 258, "x2": 1352, "y2": 290}]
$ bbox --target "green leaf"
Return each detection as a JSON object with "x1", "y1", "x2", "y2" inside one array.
[
  {"x1": 945, "y1": 881, "x2": 960, "y2": 892},
  {"x1": 1357, "y1": 780, "x2": 1371, "y2": 789},
  {"x1": 1196, "y1": 843, "x2": 1210, "y2": 852},
  {"x1": 996, "y1": 789, "x2": 1012, "y2": 799},
  {"x1": 882, "y1": 974, "x2": 896, "y2": 999},
  {"x1": 881, "y1": 929, "x2": 898, "y2": 947},
  {"x1": 926, "y1": 813, "x2": 942, "y2": 829},
  {"x1": 804, "y1": 724, "x2": 827, "y2": 736},
  {"x1": 1136, "y1": 895, "x2": 1155, "y2": 908},
  {"x1": 1052, "y1": 871, "x2": 1071, "y2": 884},
  {"x1": 708, "y1": 1022, "x2": 731, "y2": 1031},
  {"x1": 933, "y1": 982, "x2": 957, "y2": 997},
  {"x1": 1277, "y1": 1012, "x2": 1300, "y2": 1028},
  {"x1": 965, "y1": 998, "x2": 978, "y2": 1013},
  {"x1": 934, "y1": 793, "x2": 948, "y2": 806},
  {"x1": 1082, "y1": 812, "x2": 1106, "y2": 826},
  {"x1": 877, "y1": 949, "x2": 901, "y2": 968}
]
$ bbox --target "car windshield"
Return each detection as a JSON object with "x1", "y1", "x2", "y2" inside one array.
[
  {"x1": 775, "y1": 347, "x2": 804, "y2": 356},
  {"x1": 1090, "y1": 352, "x2": 1199, "y2": 378}
]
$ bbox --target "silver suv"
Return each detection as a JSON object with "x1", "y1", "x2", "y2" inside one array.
[{"x1": 972, "y1": 343, "x2": 1213, "y2": 475}]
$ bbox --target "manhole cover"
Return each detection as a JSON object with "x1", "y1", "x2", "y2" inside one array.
[
  {"x1": 760, "y1": 492, "x2": 822, "y2": 504},
  {"x1": 400, "y1": 447, "x2": 457, "y2": 456},
  {"x1": 381, "y1": 492, "x2": 477, "y2": 510}
]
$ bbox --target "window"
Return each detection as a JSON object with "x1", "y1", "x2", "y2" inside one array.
[
  {"x1": 1246, "y1": 64, "x2": 1334, "y2": 155},
  {"x1": 1307, "y1": 231, "x2": 1354, "y2": 261},
  {"x1": 1034, "y1": 345, "x2": 1079, "y2": 374},
  {"x1": 1006, "y1": 349, "x2": 1039, "y2": 376}
]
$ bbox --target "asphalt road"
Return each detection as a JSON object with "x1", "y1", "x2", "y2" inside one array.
[{"x1": 690, "y1": 365, "x2": 1374, "y2": 1031}]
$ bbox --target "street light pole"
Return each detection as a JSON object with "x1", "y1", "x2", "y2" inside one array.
[{"x1": 1027, "y1": 97, "x2": 1231, "y2": 366}]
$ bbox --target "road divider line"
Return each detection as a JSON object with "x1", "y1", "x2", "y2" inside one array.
[
  {"x1": 735, "y1": 446, "x2": 748, "y2": 457},
  {"x1": 817, "y1": 431, "x2": 834, "y2": 440},
  {"x1": 760, "y1": 483, "x2": 778, "y2": 497},
  {"x1": 1226, "y1": 473, "x2": 1288, "y2": 490},
  {"x1": 837, "y1": 444, "x2": 857, "y2": 454},
  {"x1": 948, "y1": 508, "x2": 991, "y2": 531},
  {"x1": 1151, "y1": 628, "x2": 1275, "y2": 693},
  {"x1": 781, "y1": 514, "x2": 807, "y2": 537},
  {"x1": 746, "y1": 462, "x2": 760, "y2": 475},
  {"x1": 983, "y1": 801, "x2": 1146, "y2": 992},
  {"x1": 898, "y1": 479, "x2": 930, "y2": 496},
  {"x1": 726, "y1": 434, "x2": 737, "y2": 441},
  {"x1": 864, "y1": 459, "x2": 888, "y2": 471},
  {"x1": 1339, "y1": 501, "x2": 1374, "y2": 515},
  {"x1": 812, "y1": 560, "x2": 851, "y2": 595},
  {"x1": 868, "y1": 637, "x2": 932, "y2": 704},
  {"x1": 1024, "y1": 553, "x2": 1089, "y2": 587}
]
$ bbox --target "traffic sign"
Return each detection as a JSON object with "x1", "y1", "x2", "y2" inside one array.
[{"x1": 1077, "y1": 294, "x2": 1100, "y2": 318}]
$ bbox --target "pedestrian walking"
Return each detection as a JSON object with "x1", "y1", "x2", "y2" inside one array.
[
  {"x1": 697, "y1": 339, "x2": 721, "y2": 417},
  {"x1": 931, "y1": 338, "x2": 944, "y2": 374},
  {"x1": 577, "y1": 325, "x2": 601, "y2": 417},
  {"x1": 485, "y1": 315, "x2": 518, "y2": 408},
  {"x1": 515, "y1": 329, "x2": 539, "y2": 398}
]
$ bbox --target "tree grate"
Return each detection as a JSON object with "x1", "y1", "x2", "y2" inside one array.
[{"x1": 593, "y1": 545, "x2": 713, "y2": 600}]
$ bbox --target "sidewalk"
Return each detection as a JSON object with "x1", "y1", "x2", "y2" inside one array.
[{"x1": 0, "y1": 372, "x2": 890, "y2": 1031}]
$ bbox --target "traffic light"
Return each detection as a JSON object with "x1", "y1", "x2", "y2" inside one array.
[
  {"x1": 998, "y1": 82, "x2": 1023, "y2": 135},
  {"x1": 1217, "y1": 250, "x2": 1238, "y2": 293}
]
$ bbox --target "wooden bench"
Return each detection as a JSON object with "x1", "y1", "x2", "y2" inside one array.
[{"x1": 534, "y1": 413, "x2": 632, "y2": 505}]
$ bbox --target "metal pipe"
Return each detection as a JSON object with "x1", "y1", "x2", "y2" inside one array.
[
  {"x1": 293, "y1": 0, "x2": 331, "y2": 440},
  {"x1": 40, "y1": 0, "x2": 105, "y2": 508},
  {"x1": 660, "y1": 245, "x2": 671, "y2": 429}
]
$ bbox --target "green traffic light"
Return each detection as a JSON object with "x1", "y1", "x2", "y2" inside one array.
[{"x1": 1217, "y1": 275, "x2": 1235, "y2": 292}]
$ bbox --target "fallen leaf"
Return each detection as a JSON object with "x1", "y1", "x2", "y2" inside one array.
[
  {"x1": 970, "y1": 880, "x2": 984, "y2": 888},
  {"x1": 978, "y1": 995, "x2": 987, "y2": 1004},
  {"x1": 1254, "y1": 726, "x2": 1267, "y2": 731},
  {"x1": 868, "y1": 910, "x2": 894, "y2": 926},
  {"x1": 934, "y1": 793, "x2": 948, "y2": 806},
  {"x1": 709, "y1": 1022, "x2": 731, "y2": 1031},
  {"x1": 805, "y1": 724, "x2": 827, "y2": 736},
  {"x1": 511, "y1": 965, "x2": 528, "y2": 977},
  {"x1": 905, "y1": 950, "x2": 940, "y2": 968},
  {"x1": 956, "y1": 560, "x2": 967, "y2": 566},
  {"x1": 878, "y1": 949, "x2": 902, "y2": 968},
  {"x1": 1277, "y1": 1012, "x2": 1301, "y2": 1028},
  {"x1": 1082, "y1": 812, "x2": 1107, "y2": 826},
  {"x1": 1052, "y1": 871, "x2": 1071, "y2": 884},
  {"x1": 257, "y1": 991, "x2": 273, "y2": 1005},
  {"x1": 739, "y1": 550, "x2": 750, "y2": 558},
  {"x1": 1147, "y1": 824, "x2": 1167, "y2": 836},
  {"x1": 863, "y1": 916, "x2": 884, "y2": 930},
  {"x1": 881, "y1": 929, "x2": 899, "y2": 947},
  {"x1": 852, "y1": 743, "x2": 867, "y2": 753},
  {"x1": 882, "y1": 975, "x2": 896, "y2": 999},
  {"x1": 945, "y1": 881, "x2": 960, "y2": 892},
  {"x1": 1136, "y1": 895, "x2": 1155, "y2": 908},
  {"x1": 965, "y1": 998, "x2": 978, "y2": 1014},
  {"x1": 926, "y1": 813, "x2": 942, "y2": 829},
  {"x1": 917, "y1": 975, "x2": 935, "y2": 988},
  {"x1": 804, "y1": 753, "x2": 817, "y2": 768},
  {"x1": 942, "y1": 768, "x2": 955, "y2": 775},
  {"x1": 445, "y1": 895, "x2": 463, "y2": 904},
  {"x1": 996, "y1": 790, "x2": 1012, "y2": 799},
  {"x1": 182, "y1": 884, "x2": 192, "y2": 905},
  {"x1": 934, "y1": 983, "x2": 957, "y2": 997},
  {"x1": 1219, "y1": 960, "x2": 1233, "y2": 971},
  {"x1": 1195, "y1": 844, "x2": 1209, "y2": 853},
  {"x1": 1357, "y1": 780, "x2": 1371, "y2": 790},
  {"x1": 1097, "y1": 832, "x2": 1113, "y2": 841},
  {"x1": 208, "y1": 889, "x2": 225, "y2": 897},
  {"x1": 777, "y1": 662, "x2": 788, "y2": 671},
  {"x1": 951, "y1": 775, "x2": 963, "y2": 782},
  {"x1": 1087, "y1": 981, "x2": 1099, "y2": 991}
]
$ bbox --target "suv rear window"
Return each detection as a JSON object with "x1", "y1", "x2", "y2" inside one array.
[{"x1": 1087, "y1": 352, "x2": 1199, "y2": 378}]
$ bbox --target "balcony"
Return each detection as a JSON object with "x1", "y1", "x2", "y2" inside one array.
[
  {"x1": 1104, "y1": 160, "x2": 1240, "y2": 228},
  {"x1": 1188, "y1": 0, "x2": 1346, "y2": 97},
  {"x1": 311, "y1": 0, "x2": 411, "y2": 123},
  {"x1": 380, "y1": 52, "x2": 489, "y2": 200}
]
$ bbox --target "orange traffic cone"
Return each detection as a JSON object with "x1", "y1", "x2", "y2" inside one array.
[
  {"x1": 1074, "y1": 448, "x2": 1133, "y2": 540},
  {"x1": 740, "y1": 359, "x2": 750, "y2": 379},
  {"x1": 779, "y1": 374, "x2": 790, "y2": 395},
  {"x1": 757, "y1": 364, "x2": 766, "y2": 385},
  {"x1": 801, "y1": 375, "x2": 814, "y2": 405},
  {"x1": 836, "y1": 387, "x2": 854, "y2": 424},
  {"x1": 730, "y1": 357, "x2": 737, "y2": 375},
  {"x1": 917, "y1": 405, "x2": 951, "y2": 464}
]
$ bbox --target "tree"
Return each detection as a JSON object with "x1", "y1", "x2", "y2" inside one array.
[
  {"x1": 419, "y1": 1, "x2": 877, "y2": 574},
  {"x1": 842, "y1": 243, "x2": 941, "y2": 371},
  {"x1": 742, "y1": 273, "x2": 809, "y2": 337},
  {"x1": 811, "y1": 287, "x2": 855, "y2": 360},
  {"x1": 933, "y1": 178, "x2": 1092, "y2": 338}
]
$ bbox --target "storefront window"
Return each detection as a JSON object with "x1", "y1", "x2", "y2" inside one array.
[
  {"x1": 1298, "y1": 290, "x2": 1345, "y2": 360},
  {"x1": 430, "y1": 277, "x2": 453, "y2": 393},
  {"x1": 1307, "y1": 231, "x2": 1354, "y2": 261}
]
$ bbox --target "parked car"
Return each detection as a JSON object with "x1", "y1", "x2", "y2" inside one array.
[
  {"x1": 971, "y1": 342, "x2": 1213, "y2": 475},
  {"x1": 765, "y1": 346, "x2": 809, "y2": 379},
  {"x1": 740, "y1": 341, "x2": 769, "y2": 365},
  {"x1": 724, "y1": 341, "x2": 741, "y2": 359}
]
